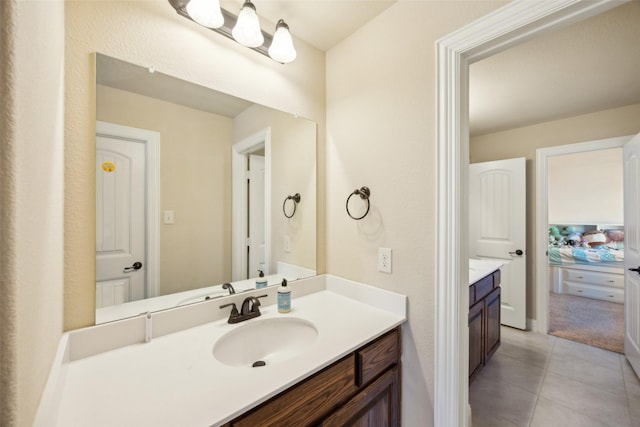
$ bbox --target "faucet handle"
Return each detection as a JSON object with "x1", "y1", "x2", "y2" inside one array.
[
  {"x1": 220, "y1": 302, "x2": 240, "y2": 323},
  {"x1": 251, "y1": 294, "x2": 269, "y2": 313}
]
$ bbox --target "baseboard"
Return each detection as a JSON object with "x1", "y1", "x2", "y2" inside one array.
[{"x1": 526, "y1": 318, "x2": 538, "y2": 332}]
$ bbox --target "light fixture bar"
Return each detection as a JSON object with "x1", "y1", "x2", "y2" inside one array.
[{"x1": 169, "y1": 0, "x2": 274, "y2": 59}]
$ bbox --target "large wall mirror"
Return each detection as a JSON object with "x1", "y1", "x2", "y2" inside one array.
[{"x1": 95, "y1": 53, "x2": 317, "y2": 324}]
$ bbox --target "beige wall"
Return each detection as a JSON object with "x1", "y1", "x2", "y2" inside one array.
[
  {"x1": 549, "y1": 148, "x2": 623, "y2": 225},
  {"x1": 65, "y1": 0, "x2": 326, "y2": 330},
  {"x1": 0, "y1": 1, "x2": 65, "y2": 425},
  {"x1": 326, "y1": 2, "x2": 506, "y2": 424},
  {"x1": 470, "y1": 102, "x2": 640, "y2": 320},
  {"x1": 97, "y1": 85, "x2": 233, "y2": 295},
  {"x1": 234, "y1": 104, "x2": 317, "y2": 274}
]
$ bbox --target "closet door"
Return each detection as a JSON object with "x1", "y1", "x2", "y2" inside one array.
[{"x1": 469, "y1": 157, "x2": 526, "y2": 329}]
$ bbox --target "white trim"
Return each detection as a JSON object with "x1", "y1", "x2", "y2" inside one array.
[
  {"x1": 96, "y1": 121, "x2": 161, "y2": 298},
  {"x1": 534, "y1": 135, "x2": 630, "y2": 334},
  {"x1": 231, "y1": 128, "x2": 272, "y2": 281},
  {"x1": 435, "y1": 1, "x2": 625, "y2": 425}
]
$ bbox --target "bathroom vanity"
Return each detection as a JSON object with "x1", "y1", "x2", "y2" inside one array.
[
  {"x1": 468, "y1": 260, "x2": 503, "y2": 384},
  {"x1": 226, "y1": 327, "x2": 400, "y2": 426},
  {"x1": 35, "y1": 275, "x2": 406, "y2": 426}
]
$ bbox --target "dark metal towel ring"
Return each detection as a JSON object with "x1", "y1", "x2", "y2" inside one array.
[
  {"x1": 346, "y1": 187, "x2": 371, "y2": 220},
  {"x1": 283, "y1": 193, "x2": 301, "y2": 218}
]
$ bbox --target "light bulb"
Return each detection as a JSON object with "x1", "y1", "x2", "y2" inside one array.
[
  {"x1": 232, "y1": 0, "x2": 264, "y2": 48},
  {"x1": 186, "y1": 0, "x2": 224, "y2": 29},
  {"x1": 268, "y1": 20, "x2": 296, "y2": 63}
]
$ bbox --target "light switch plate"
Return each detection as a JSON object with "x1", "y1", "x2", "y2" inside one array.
[{"x1": 163, "y1": 210, "x2": 174, "y2": 225}]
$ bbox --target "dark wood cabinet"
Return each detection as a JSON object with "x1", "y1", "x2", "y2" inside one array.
[
  {"x1": 469, "y1": 270, "x2": 501, "y2": 384},
  {"x1": 227, "y1": 327, "x2": 401, "y2": 427}
]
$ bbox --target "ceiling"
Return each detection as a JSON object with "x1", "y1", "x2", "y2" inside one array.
[
  {"x1": 103, "y1": 1, "x2": 640, "y2": 136},
  {"x1": 219, "y1": 0, "x2": 396, "y2": 51},
  {"x1": 469, "y1": 1, "x2": 640, "y2": 136}
]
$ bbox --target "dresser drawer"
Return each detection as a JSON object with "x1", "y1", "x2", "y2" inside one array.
[
  {"x1": 564, "y1": 282, "x2": 624, "y2": 303},
  {"x1": 563, "y1": 269, "x2": 623, "y2": 288}
]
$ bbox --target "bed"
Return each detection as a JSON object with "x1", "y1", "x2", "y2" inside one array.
[
  {"x1": 548, "y1": 245, "x2": 624, "y2": 266},
  {"x1": 548, "y1": 226, "x2": 625, "y2": 303}
]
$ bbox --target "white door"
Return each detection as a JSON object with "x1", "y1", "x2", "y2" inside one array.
[
  {"x1": 96, "y1": 135, "x2": 146, "y2": 308},
  {"x1": 248, "y1": 154, "x2": 266, "y2": 277},
  {"x1": 469, "y1": 157, "x2": 527, "y2": 329},
  {"x1": 624, "y1": 132, "x2": 640, "y2": 377}
]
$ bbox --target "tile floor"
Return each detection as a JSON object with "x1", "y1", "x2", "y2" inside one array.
[{"x1": 469, "y1": 326, "x2": 640, "y2": 427}]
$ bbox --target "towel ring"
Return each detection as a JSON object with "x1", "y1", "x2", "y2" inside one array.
[
  {"x1": 283, "y1": 193, "x2": 301, "y2": 218},
  {"x1": 346, "y1": 187, "x2": 371, "y2": 220}
]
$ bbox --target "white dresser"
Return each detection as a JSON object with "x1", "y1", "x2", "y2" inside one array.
[{"x1": 550, "y1": 263, "x2": 624, "y2": 304}]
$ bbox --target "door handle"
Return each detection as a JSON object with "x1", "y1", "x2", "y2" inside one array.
[
  {"x1": 628, "y1": 266, "x2": 640, "y2": 274},
  {"x1": 123, "y1": 261, "x2": 143, "y2": 273},
  {"x1": 509, "y1": 249, "x2": 524, "y2": 256}
]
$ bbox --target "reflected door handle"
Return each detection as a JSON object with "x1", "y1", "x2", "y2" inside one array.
[
  {"x1": 509, "y1": 249, "x2": 524, "y2": 256},
  {"x1": 628, "y1": 266, "x2": 640, "y2": 274},
  {"x1": 123, "y1": 261, "x2": 143, "y2": 273}
]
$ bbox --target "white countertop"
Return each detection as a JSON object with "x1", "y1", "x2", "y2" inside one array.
[
  {"x1": 39, "y1": 275, "x2": 406, "y2": 427},
  {"x1": 469, "y1": 258, "x2": 504, "y2": 285}
]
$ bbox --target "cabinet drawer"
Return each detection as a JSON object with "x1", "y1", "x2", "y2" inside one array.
[
  {"x1": 356, "y1": 329, "x2": 399, "y2": 387},
  {"x1": 473, "y1": 275, "x2": 494, "y2": 302},
  {"x1": 231, "y1": 356, "x2": 357, "y2": 427},
  {"x1": 492, "y1": 269, "x2": 501, "y2": 287},
  {"x1": 564, "y1": 269, "x2": 623, "y2": 288}
]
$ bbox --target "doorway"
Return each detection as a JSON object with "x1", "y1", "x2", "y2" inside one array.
[
  {"x1": 434, "y1": 1, "x2": 625, "y2": 425},
  {"x1": 536, "y1": 136, "x2": 628, "y2": 353},
  {"x1": 231, "y1": 127, "x2": 272, "y2": 281}
]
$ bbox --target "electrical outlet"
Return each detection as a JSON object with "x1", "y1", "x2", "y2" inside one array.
[
  {"x1": 284, "y1": 235, "x2": 291, "y2": 253},
  {"x1": 378, "y1": 247, "x2": 392, "y2": 273}
]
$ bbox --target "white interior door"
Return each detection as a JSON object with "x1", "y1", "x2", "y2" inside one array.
[
  {"x1": 96, "y1": 135, "x2": 146, "y2": 308},
  {"x1": 624, "y1": 131, "x2": 640, "y2": 377},
  {"x1": 469, "y1": 157, "x2": 527, "y2": 329},
  {"x1": 248, "y1": 154, "x2": 266, "y2": 277}
]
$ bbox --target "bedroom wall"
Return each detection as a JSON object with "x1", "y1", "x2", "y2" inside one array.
[
  {"x1": 470, "y1": 102, "x2": 640, "y2": 323},
  {"x1": 548, "y1": 148, "x2": 623, "y2": 225}
]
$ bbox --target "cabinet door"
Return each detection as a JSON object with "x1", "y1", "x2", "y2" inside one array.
[
  {"x1": 322, "y1": 366, "x2": 399, "y2": 427},
  {"x1": 468, "y1": 300, "x2": 484, "y2": 383},
  {"x1": 485, "y1": 287, "x2": 501, "y2": 359}
]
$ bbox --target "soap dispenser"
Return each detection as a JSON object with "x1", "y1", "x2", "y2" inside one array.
[
  {"x1": 277, "y1": 278, "x2": 291, "y2": 313},
  {"x1": 256, "y1": 270, "x2": 267, "y2": 289}
]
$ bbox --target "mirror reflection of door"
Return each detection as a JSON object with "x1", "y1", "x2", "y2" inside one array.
[
  {"x1": 95, "y1": 134, "x2": 146, "y2": 307},
  {"x1": 248, "y1": 154, "x2": 266, "y2": 278}
]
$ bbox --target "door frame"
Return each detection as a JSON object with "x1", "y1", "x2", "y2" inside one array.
[
  {"x1": 434, "y1": 1, "x2": 625, "y2": 425},
  {"x1": 96, "y1": 121, "x2": 161, "y2": 298},
  {"x1": 535, "y1": 135, "x2": 631, "y2": 334},
  {"x1": 231, "y1": 127, "x2": 272, "y2": 281}
]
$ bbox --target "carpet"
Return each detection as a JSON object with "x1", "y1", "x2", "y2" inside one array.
[{"x1": 549, "y1": 292, "x2": 624, "y2": 354}]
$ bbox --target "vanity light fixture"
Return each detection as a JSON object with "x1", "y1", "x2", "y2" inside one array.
[
  {"x1": 232, "y1": 0, "x2": 264, "y2": 48},
  {"x1": 168, "y1": 0, "x2": 297, "y2": 63},
  {"x1": 185, "y1": 0, "x2": 224, "y2": 28}
]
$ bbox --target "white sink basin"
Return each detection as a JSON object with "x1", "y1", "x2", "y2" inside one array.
[{"x1": 212, "y1": 317, "x2": 318, "y2": 368}]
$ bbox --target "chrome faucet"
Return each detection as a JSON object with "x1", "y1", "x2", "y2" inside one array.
[{"x1": 220, "y1": 294, "x2": 267, "y2": 324}]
